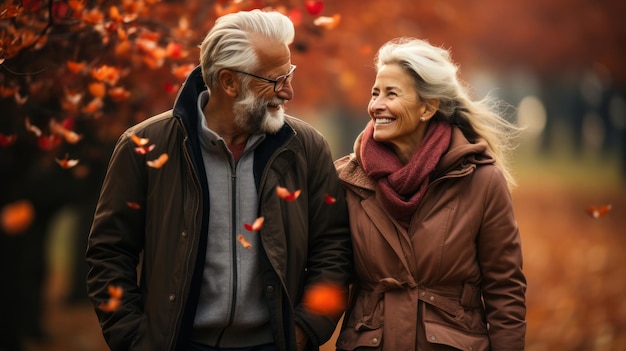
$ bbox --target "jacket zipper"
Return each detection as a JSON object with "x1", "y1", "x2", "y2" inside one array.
[{"x1": 215, "y1": 150, "x2": 239, "y2": 346}]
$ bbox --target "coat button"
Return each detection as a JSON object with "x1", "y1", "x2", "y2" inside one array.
[
  {"x1": 181, "y1": 230, "x2": 188, "y2": 238},
  {"x1": 371, "y1": 337, "x2": 378, "y2": 344},
  {"x1": 169, "y1": 294, "x2": 176, "y2": 302},
  {"x1": 430, "y1": 335, "x2": 437, "y2": 341},
  {"x1": 266, "y1": 285, "x2": 274, "y2": 293}
]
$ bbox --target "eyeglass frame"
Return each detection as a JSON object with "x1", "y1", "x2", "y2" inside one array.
[{"x1": 231, "y1": 65, "x2": 297, "y2": 92}]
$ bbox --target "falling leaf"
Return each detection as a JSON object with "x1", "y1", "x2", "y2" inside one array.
[
  {"x1": 107, "y1": 284, "x2": 123, "y2": 299},
  {"x1": 237, "y1": 234, "x2": 252, "y2": 249},
  {"x1": 37, "y1": 135, "x2": 62, "y2": 150},
  {"x1": 98, "y1": 284, "x2": 124, "y2": 312},
  {"x1": 135, "y1": 144, "x2": 155, "y2": 155},
  {"x1": 147, "y1": 153, "x2": 168, "y2": 168},
  {"x1": 25, "y1": 117, "x2": 42, "y2": 137},
  {"x1": 1, "y1": 200, "x2": 35, "y2": 235},
  {"x1": 244, "y1": 217, "x2": 265, "y2": 232},
  {"x1": 56, "y1": 154, "x2": 80, "y2": 169},
  {"x1": 302, "y1": 282, "x2": 346, "y2": 315},
  {"x1": 324, "y1": 194, "x2": 336, "y2": 205},
  {"x1": 585, "y1": 204, "x2": 612, "y2": 219},
  {"x1": 0, "y1": 133, "x2": 17, "y2": 147},
  {"x1": 14, "y1": 91, "x2": 28, "y2": 105},
  {"x1": 313, "y1": 14, "x2": 341, "y2": 30},
  {"x1": 276, "y1": 185, "x2": 301, "y2": 202},
  {"x1": 305, "y1": 0, "x2": 324, "y2": 15},
  {"x1": 127, "y1": 202, "x2": 141, "y2": 210},
  {"x1": 50, "y1": 118, "x2": 83, "y2": 144},
  {"x1": 130, "y1": 133, "x2": 149, "y2": 147}
]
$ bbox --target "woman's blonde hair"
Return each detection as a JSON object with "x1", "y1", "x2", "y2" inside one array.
[{"x1": 374, "y1": 37, "x2": 521, "y2": 189}]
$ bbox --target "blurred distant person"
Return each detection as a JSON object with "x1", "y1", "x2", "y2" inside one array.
[
  {"x1": 334, "y1": 37, "x2": 526, "y2": 350},
  {"x1": 86, "y1": 9, "x2": 352, "y2": 351}
]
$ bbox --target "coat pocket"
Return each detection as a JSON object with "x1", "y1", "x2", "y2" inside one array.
[
  {"x1": 336, "y1": 327, "x2": 382, "y2": 350},
  {"x1": 423, "y1": 321, "x2": 489, "y2": 351}
]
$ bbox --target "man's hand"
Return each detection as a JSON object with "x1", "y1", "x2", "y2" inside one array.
[{"x1": 295, "y1": 325, "x2": 308, "y2": 351}]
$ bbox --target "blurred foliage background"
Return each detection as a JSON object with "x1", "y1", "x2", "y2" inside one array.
[{"x1": 1, "y1": 0, "x2": 625, "y2": 350}]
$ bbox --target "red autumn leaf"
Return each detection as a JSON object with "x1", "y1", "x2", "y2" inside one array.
[
  {"x1": 585, "y1": 204, "x2": 612, "y2": 219},
  {"x1": 237, "y1": 234, "x2": 252, "y2": 249},
  {"x1": 135, "y1": 144, "x2": 155, "y2": 155},
  {"x1": 276, "y1": 185, "x2": 301, "y2": 202},
  {"x1": 164, "y1": 81, "x2": 179, "y2": 93},
  {"x1": 37, "y1": 135, "x2": 62, "y2": 150},
  {"x1": 127, "y1": 202, "x2": 141, "y2": 210},
  {"x1": 324, "y1": 194, "x2": 336, "y2": 205},
  {"x1": 147, "y1": 153, "x2": 168, "y2": 168},
  {"x1": 0, "y1": 133, "x2": 17, "y2": 147},
  {"x1": 305, "y1": 0, "x2": 324, "y2": 15},
  {"x1": 302, "y1": 282, "x2": 346, "y2": 316},
  {"x1": 244, "y1": 217, "x2": 265, "y2": 232}
]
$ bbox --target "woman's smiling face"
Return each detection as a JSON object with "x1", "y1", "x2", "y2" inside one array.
[{"x1": 368, "y1": 63, "x2": 431, "y2": 157}]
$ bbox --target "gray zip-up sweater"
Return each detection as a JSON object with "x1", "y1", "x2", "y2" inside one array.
[{"x1": 192, "y1": 91, "x2": 273, "y2": 346}]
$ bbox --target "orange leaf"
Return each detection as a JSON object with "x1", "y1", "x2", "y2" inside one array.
[
  {"x1": 1, "y1": 200, "x2": 35, "y2": 235},
  {"x1": 313, "y1": 14, "x2": 341, "y2": 30},
  {"x1": 244, "y1": 217, "x2": 265, "y2": 232},
  {"x1": 130, "y1": 133, "x2": 149, "y2": 146},
  {"x1": 237, "y1": 234, "x2": 252, "y2": 249},
  {"x1": 302, "y1": 282, "x2": 346, "y2": 316},
  {"x1": 98, "y1": 297, "x2": 121, "y2": 312},
  {"x1": 147, "y1": 153, "x2": 168, "y2": 169},
  {"x1": 55, "y1": 154, "x2": 80, "y2": 169},
  {"x1": 107, "y1": 284, "x2": 124, "y2": 299},
  {"x1": 66, "y1": 60, "x2": 87, "y2": 74},
  {"x1": 276, "y1": 186, "x2": 301, "y2": 202},
  {"x1": 585, "y1": 204, "x2": 612, "y2": 219}
]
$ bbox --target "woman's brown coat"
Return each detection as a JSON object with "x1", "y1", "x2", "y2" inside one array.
[{"x1": 334, "y1": 127, "x2": 526, "y2": 351}]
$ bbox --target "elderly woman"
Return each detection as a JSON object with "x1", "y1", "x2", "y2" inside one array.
[{"x1": 335, "y1": 37, "x2": 526, "y2": 351}]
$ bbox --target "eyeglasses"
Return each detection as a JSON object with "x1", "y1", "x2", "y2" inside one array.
[{"x1": 232, "y1": 65, "x2": 296, "y2": 92}]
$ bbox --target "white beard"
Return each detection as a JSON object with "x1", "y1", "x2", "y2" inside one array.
[{"x1": 233, "y1": 87, "x2": 285, "y2": 134}]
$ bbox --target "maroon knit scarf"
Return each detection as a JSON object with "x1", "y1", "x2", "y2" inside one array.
[{"x1": 360, "y1": 120, "x2": 452, "y2": 224}]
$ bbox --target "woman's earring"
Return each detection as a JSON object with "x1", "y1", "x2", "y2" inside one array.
[{"x1": 420, "y1": 117, "x2": 426, "y2": 122}]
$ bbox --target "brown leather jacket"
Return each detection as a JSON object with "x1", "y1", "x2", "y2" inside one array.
[
  {"x1": 86, "y1": 66, "x2": 353, "y2": 351},
  {"x1": 334, "y1": 127, "x2": 526, "y2": 351}
]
